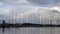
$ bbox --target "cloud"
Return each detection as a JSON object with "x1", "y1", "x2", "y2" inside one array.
[
  {"x1": 0, "y1": 5, "x2": 38, "y2": 20},
  {"x1": 27, "y1": 0, "x2": 60, "y2": 6},
  {"x1": 0, "y1": 6, "x2": 60, "y2": 24},
  {"x1": 16, "y1": 6, "x2": 60, "y2": 19},
  {"x1": 0, "y1": 0, "x2": 60, "y2": 7},
  {"x1": 0, "y1": 0, "x2": 29, "y2": 6},
  {"x1": 14, "y1": 7, "x2": 60, "y2": 24},
  {"x1": 0, "y1": 0, "x2": 60, "y2": 24}
]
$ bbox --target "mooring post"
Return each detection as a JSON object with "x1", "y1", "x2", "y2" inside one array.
[
  {"x1": 2, "y1": 20, "x2": 5, "y2": 32},
  {"x1": 3, "y1": 20, "x2": 5, "y2": 24}
]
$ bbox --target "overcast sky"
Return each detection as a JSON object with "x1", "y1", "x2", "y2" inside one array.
[{"x1": 0, "y1": 0, "x2": 60, "y2": 24}]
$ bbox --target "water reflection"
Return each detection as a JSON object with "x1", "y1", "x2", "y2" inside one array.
[{"x1": 0, "y1": 27, "x2": 60, "y2": 34}]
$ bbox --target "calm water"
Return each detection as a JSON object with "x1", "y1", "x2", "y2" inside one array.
[{"x1": 0, "y1": 27, "x2": 60, "y2": 34}]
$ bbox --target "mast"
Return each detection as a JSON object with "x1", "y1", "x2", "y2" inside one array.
[{"x1": 50, "y1": 20, "x2": 52, "y2": 25}]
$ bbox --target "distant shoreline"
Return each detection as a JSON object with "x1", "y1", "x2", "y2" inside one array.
[{"x1": 0, "y1": 23, "x2": 60, "y2": 28}]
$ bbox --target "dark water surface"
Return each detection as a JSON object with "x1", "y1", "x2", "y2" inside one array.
[{"x1": 0, "y1": 27, "x2": 60, "y2": 34}]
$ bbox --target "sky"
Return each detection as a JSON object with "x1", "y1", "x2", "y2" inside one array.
[{"x1": 0, "y1": 0, "x2": 60, "y2": 24}]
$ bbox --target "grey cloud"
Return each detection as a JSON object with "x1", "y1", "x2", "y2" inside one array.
[
  {"x1": 27, "y1": 0, "x2": 60, "y2": 6},
  {"x1": 47, "y1": 10, "x2": 60, "y2": 15},
  {"x1": 0, "y1": 0, "x2": 29, "y2": 6},
  {"x1": 0, "y1": 7, "x2": 60, "y2": 24},
  {"x1": 0, "y1": 0, "x2": 60, "y2": 24},
  {"x1": 16, "y1": 9, "x2": 60, "y2": 24},
  {"x1": 0, "y1": 0, "x2": 18, "y2": 2},
  {"x1": 0, "y1": 0, "x2": 60, "y2": 7}
]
